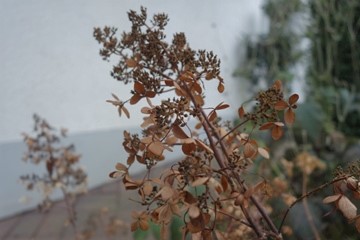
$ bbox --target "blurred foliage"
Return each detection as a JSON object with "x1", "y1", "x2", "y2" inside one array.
[
  {"x1": 237, "y1": 0, "x2": 360, "y2": 239},
  {"x1": 235, "y1": 0, "x2": 303, "y2": 90},
  {"x1": 133, "y1": 216, "x2": 183, "y2": 240},
  {"x1": 307, "y1": 0, "x2": 360, "y2": 137}
]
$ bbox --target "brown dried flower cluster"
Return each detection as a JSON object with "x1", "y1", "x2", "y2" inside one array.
[
  {"x1": 94, "y1": 7, "x2": 300, "y2": 240},
  {"x1": 20, "y1": 114, "x2": 87, "y2": 234}
]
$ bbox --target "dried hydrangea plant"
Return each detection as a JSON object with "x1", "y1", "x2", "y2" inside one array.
[
  {"x1": 21, "y1": 114, "x2": 87, "y2": 235},
  {"x1": 92, "y1": 7, "x2": 360, "y2": 240}
]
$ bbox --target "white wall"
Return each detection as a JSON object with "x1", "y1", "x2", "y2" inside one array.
[
  {"x1": 0, "y1": 0, "x2": 266, "y2": 218},
  {"x1": 0, "y1": 0, "x2": 265, "y2": 143}
]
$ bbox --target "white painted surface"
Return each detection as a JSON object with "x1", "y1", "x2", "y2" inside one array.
[
  {"x1": 0, "y1": 0, "x2": 265, "y2": 143},
  {"x1": 0, "y1": 0, "x2": 266, "y2": 218}
]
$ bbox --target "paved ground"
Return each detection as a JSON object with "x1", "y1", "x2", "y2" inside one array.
[{"x1": 0, "y1": 163, "x2": 171, "y2": 240}]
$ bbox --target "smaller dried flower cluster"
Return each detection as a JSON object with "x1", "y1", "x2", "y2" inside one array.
[{"x1": 20, "y1": 114, "x2": 87, "y2": 214}]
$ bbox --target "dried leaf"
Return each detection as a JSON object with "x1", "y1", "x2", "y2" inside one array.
[
  {"x1": 353, "y1": 191, "x2": 360, "y2": 200},
  {"x1": 145, "y1": 91, "x2": 156, "y2": 98},
  {"x1": 338, "y1": 196, "x2": 357, "y2": 219},
  {"x1": 285, "y1": 108, "x2": 295, "y2": 125},
  {"x1": 238, "y1": 106, "x2": 245, "y2": 118},
  {"x1": 259, "y1": 122, "x2": 274, "y2": 130},
  {"x1": 274, "y1": 122, "x2": 285, "y2": 127},
  {"x1": 141, "y1": 106, "x2": 152, "y2": 114},
  {"x1": 139, "y1": 218, "x2": 149, "y2": 231},
  {"x1": 173, "y1": 81, "x2": 186, "y2": 96},
  {"x1": 188, "y1": 204, "x2": 200, "y2": 218},
  {"x1": 244, "y1": 181, "x2": 266, "y2": 198},
  {"x1": 130, "y1": 93, "x2": 142, "y2": 105},
  {"x1": 217, "y1": 82, "x2": 225, "y2": 93},
  {"x1": 274, "y1": 100, "x2": 289, "y2": 110},
  {"x1": 258, "y1": 147, "x2": 270, "y2": 159},
  {"x1": 346, "y1": 177, "x2": 358, "y2": 191},
  {"x1": 134, "y1": 81, "x2": 146, "y2": 95},
  {"x1": 273, "y1": 80, "x2": 282, "y2": 91},
  {"x1": 111, "y1": 93, "x2": 120, "y2": 101},
  {"x1": 123, "y1": 174, "x2": 140, "y2": 190},
  {"x1": 271, "y1": 125, "x2": 283, "y2": 140},
  {"x1": 323, "y1": 194, "x2": 342, "y2": 204},
  {"x1": 109, "y1": 171, "x2": 123, "y2": 179},
  {"x1": 202, "y1": 229, "x2": 212, "y2": 240},
  {"x1": 191, "y1": 177, "x2": 209, "y2": 187},
  {"x1": 209, "y1": 177, "x2": 223, "y2": 194},
  {"x1": 182, "y1": 191, "x2": 197, "y2": 204},
  {"x1": 115, "y1": 162, "x2": 128, "y2": 172},
  {"x1": 182, "y1": 142, "x2": 196, "y2": 155},
  {"x1": 205, "y1": 72, "x2": 214, "y2": 80},
  {"x1": 172, "y1": 124, "x2": 189, "y2": 139},
  {"x1": 234, "y1": 194, "x2": 245, "y2": 206},
  {"x1": 179, "y1": 71, "x2": 194, "y2": 82},
  {"x1": 195, "y1": 139, "x2": 214, "y2": 154},
  {"x1": 193, "y1": 82, "x2": 202, "y2": 94},
  {"x1": 289, "y1": 94, "x2": 299, "y2": 105},
  {"x1": 215, "y1": 102, "x2": 229, "y2": 110},
  {"x1": 126, "y1": 58, "x2": 137, "y2": 68},
  {"x1": 208, "y1": 110, "x2": 217, "y2": 122},
  {"x1": 244, "y1": 141, "x2": 258, "y2": 159},
  {"x1": 148, "y1": 141, "x2": 165, "y2": 156},
  {"x1": 156, "y1": 185, "x2": 174, "y2": 201},
  {"x1": 143, "y1": 181, "x2": 153, "y2": 196},
  {"x1": 194, "y1": 95, "x2": 204, "y2": 106},
  {"x1": 127, "y1": 154, "x2": 135, "y2": 165},
  {"x1": 165, "y1": 136, "x2": 178, "y2": 145},
  {"x1": 220, "y1": 175, "x2": 228, "y2": 192},
  {"x1": 164, "y1": 79, "x2": 174, "y2": 86},
  {"x1": 121, "y1": 105, "x2": 130, "y2": 118}
]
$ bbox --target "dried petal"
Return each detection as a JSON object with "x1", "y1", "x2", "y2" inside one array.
[
  {"x1": 134, "y1": 82, "x2": 145, "y2": 95},
  {"x1": 244, "y1": 141, "x2": 258, "y2": 159},
  {"x1": 217, "y1": 82, "x2": 225, "y2": 93},
  {"x1": 238, "y1": 106, "x2": 245, "y2": 118},
  {"x1": 273, "y1": 80, "x2": 282, "y2": 91},
  {"x1": 191, "y1": 177, "x2": 209, "y2": 187},
  {"x1": 148, "y1": 141, "x2": 165, "y2": 156},
  {"x1": 271, "y1": 125, "x2": 283, "y2": 140},
  {"x1": 119, "y1": 105, "x2": 130, "y2": 118},
  {"x1": 182, "y1": 142, "x2": 196, "y2": 155},
  {"x1": 126, "y1": 58, "x2": 137, "y2": 68},
  {"x1": 143, "y1": 181, "x2": 153, "y2": 196},
  {"x1": 115, "y1": 162, "x2": 128, "y2": 172},
  {"x1": 208, "y1": 110, "x2": 217, "y2": 122},
  {"x1": 259, "y1": 122, "x2": 274, "y2": 130},
  {"x1": 285, "y1": 108, "x2": 295, "y2": 125},
  {"x1": 130, "y1": 93, "x2": 142, "y2": 105},
  {"x1": 275, "y1": 100, "x2": 289, "y2": 110},
  {"x1": 338, "y1": 196, "x2": 357, "y2": 219},
  {"x1": 172, "y1": 124, "x2": 189, "y2": 139},
  {"x1": 188, "y1": 204, "x2": 201, "y2": 218},
  {"x1": 289, "y1": 94, "x2": 299, "y2": 105},
  {"x1": 323, "y1": 194, "x2": 342, "y2": 204},
  {"x1": 258, "y1": 147, "x2": 270, "y2": 159},
  {"x1": 215, "y1": 102, "x2": 229, "y2": 110}
]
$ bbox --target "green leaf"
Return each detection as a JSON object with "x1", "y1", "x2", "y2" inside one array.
[
  {"x1": 150, "y1": 221, "x2": 161, "y2": 240},
  {"x1": 170, "y1": 216, "x2": 184, "y2": 240},
  {"x1": 133, "y1": 227, "x2": 149, "y2": 240}
]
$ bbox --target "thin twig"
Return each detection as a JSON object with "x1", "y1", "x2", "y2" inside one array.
[
  {"x1": 302, "y1": 173, "x2": 321, "y2": 240},
  {"x1": 278, "y1": 176, "x2": 348, "y2": 232}
]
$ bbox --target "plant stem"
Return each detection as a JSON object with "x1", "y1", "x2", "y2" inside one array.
[
  {"x1": 278, "y1": 176, "x2": 348, "y2": 232},
  {"x1": 302, "y1": 173, "x2": 321, "y2": 240}
]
